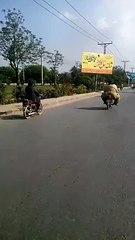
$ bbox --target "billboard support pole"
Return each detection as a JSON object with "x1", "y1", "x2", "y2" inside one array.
[{"x1": 95, "y1": 74, "x2": 97, "y2": 91}]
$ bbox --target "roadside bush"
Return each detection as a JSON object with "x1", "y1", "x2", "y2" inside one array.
[
  {"x1": 12, "y1": 85, "x2": 25, "y2": 102},
  {"x1": 36, "y1": 85, "x2": 58, "y2": 98},
  {"x1": 54, "y1": 84, "x2": 64, "y2": 97},
  {"x1": 36, "y1": 84, "x2": 75, "y2": 99},
  {"x1": 36, "y1": 85, "x2": 64, "y2": 98},
  {"x1": 1, "y1": 82, "x2": 91, "y2": 104},
  {"x1": 62, "y1": 83, "x2": 74, "y2": 96},
  {"x1": 0, "y1": 83, "x2": 6, "y2": 104},
  {"x1": 74, "y1": 84, "x2": 88, "y2": 94}
]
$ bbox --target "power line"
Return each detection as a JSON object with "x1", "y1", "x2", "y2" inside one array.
[
  {"x1": 107, "y1": 48, "x2": 113, "y2": 55},
  {"x1": 107, "y1": 47, "x2": 122, "y2": 62},
  {"x1": 41, "y1": 0, "x2": 101, "y2": 42},
  {"x1": 112, "y1": 43, "x2": 125, "y2": 59},
  {"x1": 108, "y1": 45, "x2": 126, "y2": 62},
  {"x1": 65, "y1": 0, "x2": 126, "y2": 60},
  {"x1": 37, "y1": 0, "x2": 123, "y2": 60},
  {"x1": 33, "y1": 0, "x2": 100, "y2": 42},
  {"x1": 65, "y1": 0, "x2": 111, "y2": 41},
  {"x1": 33, "y1": 0, "x2": 128, "y2": 65}
]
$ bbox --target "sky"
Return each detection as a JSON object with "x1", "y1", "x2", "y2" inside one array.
[{"x1": 0, "y1": 0, "x2": 135, "y2": 72}]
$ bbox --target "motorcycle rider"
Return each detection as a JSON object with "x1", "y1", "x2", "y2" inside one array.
[
  {"x1": 25, "y1": 79, "x2": 40, "y2": 110},
  {"x1": 101, "y1": 83, "x2": 120, "y2": 106}
]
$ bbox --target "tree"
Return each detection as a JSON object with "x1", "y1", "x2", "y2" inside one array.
[
  {"x1": 58, "y1": 72, "x2": 71, "y2": 84},
  {"x1": 47, "y1": 50, "x2": 64, "y2": 83},
  {"x1": 20, "y1": 64, "x2": 49, "y2": 84},
  {"x1": 70, "y1": 64, "x2": 95, "y2": 90},
  {"x1": 70, "y1": 65, "x2": 82, "y2": 86},
  {"x1": 80, "y1": 73, "x2": 94, "y2": 90},
  {"x1": 0, "y1": 9, "x2": 44, "y2": 83},
  {"x1": 104, "y1": 66, "x2": 126, "y2": 86},
  {"x1": 47, "y1": 69, "x2": 57, "y2": 84},
  {"x1": 112, "y1": 66, "x2": 127, "y2": 86},
  {"x1": 0, "y1": 66, "x2": 16, "y2": 84}
]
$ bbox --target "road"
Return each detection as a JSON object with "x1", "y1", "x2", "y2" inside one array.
[{"x1": 1, "y1": 90, "x2": 135, "y2": 240}]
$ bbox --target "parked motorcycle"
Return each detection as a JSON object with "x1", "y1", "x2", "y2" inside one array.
[{"x1": 22, "y1": 96, "x2": 43, "y2": 119}]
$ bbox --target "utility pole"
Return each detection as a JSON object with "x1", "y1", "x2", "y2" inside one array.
[
  {"x1": 130, "y1": 67, "x2": 135, "y2": 87},
  {"x1": 40, "y1": 46, "x2": 46, "y2": 85},
  {"x1": 122, "y1": 60, "x2": 130, "y2": 86},
  {"x1": 121, "y1": 60, "x2": 129, "y2": 71},
  {"x1": 97, "y1": 41, "x2": 113, "y2": 86},
  {"x1": 41, "y1": 53, "x2": 44, "y2": 85},
  {"x1": 98, "y1": 41, "x2": 113, "y2": 54},
  {"x1": 130, "y1": 67, "x2": 135, "y2": 73}
]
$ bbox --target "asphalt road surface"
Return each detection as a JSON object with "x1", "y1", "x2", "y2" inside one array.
[{"x1": 1, "y1": 90, "x2": 135, "y2": 240}]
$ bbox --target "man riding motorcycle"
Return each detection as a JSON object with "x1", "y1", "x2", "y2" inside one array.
[
  {"x1": 25, "y1": 79, "x2": 40, "y2": 110},
  {"x1": 101, "y1": 83, "x2": 120, "y2": 106}
]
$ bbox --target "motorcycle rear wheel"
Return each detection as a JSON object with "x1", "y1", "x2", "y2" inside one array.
[
  {"x1": 23, "y1": 106, "x2": 30, "y2": 119},
  {"x1": 106, "y1": 99, "x2": 112, "y2": 110}
]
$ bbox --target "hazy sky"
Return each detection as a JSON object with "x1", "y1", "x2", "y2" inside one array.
[{"x1": 0, "y1": 0, "x2": 134, "y2": 72}]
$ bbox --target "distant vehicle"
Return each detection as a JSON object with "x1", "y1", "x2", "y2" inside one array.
[
  {"x1": 120, "y1": 84, "x2": 123, "y2": 91},
  {"x1": 131, "y1": 84, "x2": 135, "y2": 89}
]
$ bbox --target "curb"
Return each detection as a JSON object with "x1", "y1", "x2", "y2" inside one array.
[
  {"x1": 1, "y1": 87, "x2": 130, "y2": 116},
  {"x1": 44, "y1": 92, "x2": 100, "y2": 109},
  {"x1": 0, "y1": 92, "x2": 100, "y2": 116},
  {"x1": 0, "y1": 109, "x2": 21, "y2": 116}
]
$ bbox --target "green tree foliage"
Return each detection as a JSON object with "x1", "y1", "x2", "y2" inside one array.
[
  {"x1": 80, "y1": 74, "x2": 95, "y2": 90},
  {"x1": 70, "y1": 65, "x2": 95, "y2": 89},
  {"x1": 0, "y1": 66, "x2": 16, "y2": 84},
  {"x1": 70, "y1": 65, "x2": 80, "y2": 86},
  {"x1": 48, "y1": 68, "x2": 59, "y2": 84},
  {"x1": 47, "y1": 50, "x2": 64, "y2": 83},
  {"x1": 0, "y1": 9, "x2": 44, "y2": 83},
  {"x1": 58, "y1": 72, "x2": 71, "y2": 84},
  {"x1": 104, "y1": 66, "x2": 126, "y2": 86},
  {"x1": 20, "y1": 65, "x2": 49, "y2": 84},
  {"x1": 112, "y1": 66, "x2": 127, "y2": 86}
]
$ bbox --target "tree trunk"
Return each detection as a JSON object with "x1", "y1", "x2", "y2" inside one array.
[
  {"x1": 15, "y1": 67, "x2": 20, "y2": 84},
  {"x1": 54, "y1": 67, "x2": 56, "y2": 84}
]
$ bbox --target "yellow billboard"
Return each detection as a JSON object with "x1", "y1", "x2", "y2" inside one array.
[{"x1": 81, "y1": 52, "x2": 114, "y2": 74}]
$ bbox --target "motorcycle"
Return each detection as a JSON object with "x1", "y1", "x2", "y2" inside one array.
[
  {"x1": 22, "y1": 96, "x2": 43, "y2": 119},
  {"x1": 105, "y1": 94, "x2": 114, "y2": 110},
  {"x1": 101, "y1": 92, "x2": 114, "y2": 110}
]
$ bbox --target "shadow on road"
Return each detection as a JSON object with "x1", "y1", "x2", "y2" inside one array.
[
  {"x1": 77, "y1": 106, "x2": 107, "y2": 111},
  {"x1": 0, "y1": 114, "x2": 25, "y2": 120}
]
